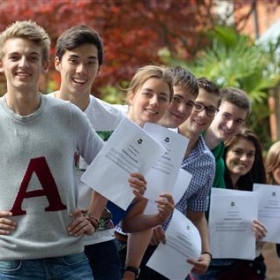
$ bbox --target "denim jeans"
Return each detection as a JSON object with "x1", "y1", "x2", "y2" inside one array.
[
  {"x1": 0, "y1": 253, "x2": 93, "y2": 280},
  {"x1": 192, "y1": 259, "x2": 236, "y2": 280},
  {"x1": 85, "y1": 240, "x2": 121, "y2": 280},
  {"x1": 192, "y1": 256, "x2": 266, "y2": 280}
]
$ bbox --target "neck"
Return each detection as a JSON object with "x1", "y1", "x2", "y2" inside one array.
[
  {"x1": 204, "y1": 128, "x2": 221, "y2": 150},
  {"x1": 126, "y1": 109, "x2": 144, "y2": 128},
  {"x1": 230, "y1": 174, "x2": 240, "y2": 189},
  {"x1": 54, "y1": 90, "x2": 90, "y2": 111},
  {"x1": 4, "y1": 90, "x2": 41, "y2": 116}
]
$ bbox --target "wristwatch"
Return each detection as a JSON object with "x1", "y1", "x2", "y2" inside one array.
[{"x1": 124, "y1": 266, "x2": 141, "y2": 278}]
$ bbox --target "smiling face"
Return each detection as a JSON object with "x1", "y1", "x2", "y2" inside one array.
[
  {"x1": 127, "y1": 77, "x2": 171, "y2": 127},
  {"x1": 55, "y1": 44, "x2": 99, "y2": 97},
  {"x1": 180, "y1": 88, "x2": 220, "y2": 137},
  {"x1": 159, "y1": 85, "x2": 195, "y2": 128},
  {"x1": 226, "y1": 138, "x2": 255, "y2": 178},
  {"x1": 0, "y1": 38, "x2": 48, "y2": 94},
  {"x1": 210, "y1": 101, "x2": 248, "y2": 141}
]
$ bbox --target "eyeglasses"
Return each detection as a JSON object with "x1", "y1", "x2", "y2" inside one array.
[{"x1": 193, "y1": 102, "x2": 219, "y2": 117}]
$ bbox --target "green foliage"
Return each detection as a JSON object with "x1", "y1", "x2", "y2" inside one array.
[
  {"x1": 175, "y1": 26, "x2": 280, "y2": 151},
  {"x1": 99, "y1": 85, "x2": 126, "y2": 105}
]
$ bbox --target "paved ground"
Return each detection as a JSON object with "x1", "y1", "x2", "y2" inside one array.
[{"x1": 263, "y1": 243, "x2": 280, "y2": 280}]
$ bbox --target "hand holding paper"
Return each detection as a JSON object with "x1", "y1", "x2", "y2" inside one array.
[
  {"x1": 209, "y1": 188, "x2": 257, "y2": 260},
  {"x1": 81, "y1": 118, "x2": 166, "y2": 210},
  {"x1": 147, "y1": 209, "x2": 201, "y2": 279},
  {"x1": 253, "y1": 183, "x2": 280, "y2": 243}
]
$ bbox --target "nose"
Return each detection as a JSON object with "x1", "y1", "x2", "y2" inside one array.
[
  {"x1": 18, "y1": 57, "x2": 28, "y2": 68},
  {"x1": 76, "y1": 63, "x2": 86, "y2": 74},
  {"x1": 150, "y1": 94, "x2": 159, "y2": 106},
  {"x1": 177, "y1": 102, "x2": 186, "y2": 113},
  {"x1": 226, "y1": 120, "x2": 235, "y2": 130},
  {"x1": 240, "y1": 154, "x2": 248, "y2": 161}
]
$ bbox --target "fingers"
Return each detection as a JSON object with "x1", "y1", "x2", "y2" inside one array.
[
  {"x1": 153, "y1": 226, "x2": 166, "y2": 244},
  {"x1": 0, "y1": 212, "x2": 16, "y2": 235},
  {"x1": 129, "y1": 173, "x2": 147, "y2": 198},
  {"x1": 252, "y1": 219, "x2": 267, "y2": 240},
  {"x1": 68, "y1": 210, "x2": 95, "y2": 236},
  {"x1": 130, "y1": 173, "x2": 147, "y2": 185},
  {"x1": 188, "y1": 255, "x2": 210, "y2": 274},
  {"x1": 155, "y1": 193, "x2": 174, "y2": 223},
  {"x1": 150, "y1": 234, "x2": 159, "y2": 246},
  {"x1": 156, "y1": 193, "x2": 175, "y2": 206}
]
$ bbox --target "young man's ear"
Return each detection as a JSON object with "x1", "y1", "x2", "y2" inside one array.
[
  {"x1": 54, "y1": 57, "x2": 61, "y2": 71},
  {"x1": 42, "y1": 60, "x2": 50, "y2": 73}
]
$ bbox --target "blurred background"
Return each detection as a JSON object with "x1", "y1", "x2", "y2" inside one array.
[
  {"x1": 1, "y1": 0, "x2": 280, "y2": 278},
  {"x1": 1, "y1": 0, "x2": 279, "y2": 152}
]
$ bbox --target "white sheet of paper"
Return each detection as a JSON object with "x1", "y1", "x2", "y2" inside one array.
[
  {"x1": 144, "y1": 168, "x2": 192, "y2": 215},
  {"x1": 253, "y1": 183, "x2": 280, "y2": 243},
  {"x1": 147, "y1": 209, "x2": 201, "y2": 280},
  {"x1": 173, "y1": 168, "x2": 192, "y2": 204},
  {"x1": 143, "y1": 123, "x2": 189, "y2": 201},
  {"x1": 209, "y1": 188, "x2": 257, "y2": 260},
  {"x1": 81, "y1": 118, "x2": 166, "y2": 210}
]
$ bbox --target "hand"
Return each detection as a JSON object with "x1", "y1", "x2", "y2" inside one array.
[
  {"x1": 155, "y1": 193, "x2": 174, "y2": 224},
  {"x1": 68, "y1": 209, "x2": 95, "y2": 236},
  {"x1": 252, "y1": 219, "x2": 267, "y2": 241},
  {"x1": 150, "y1": 225, "x2": 166, "y2": 246},
  {"x1": 0, "y1": 211, "x2": 16, "y2": 235},
  {"x1": 128, "y1": 173, "x2": 147, "y2": 199},
  {"x1": 188, "y1": 253, "x2": 211, "y2": 274}
]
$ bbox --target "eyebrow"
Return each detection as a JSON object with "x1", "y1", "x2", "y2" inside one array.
[
  {"x1": 8, "y1": 51, "x2": 40, "y2": 56},
  {"x1": 173, "y1": 94, "x2": 184, "y2": 100},
  {"x1": 224, "y1": 112, "x2": 245, "y2": 121},
  {"x1": 68, "y1": 54, "x2": 97, "y2": 60}
]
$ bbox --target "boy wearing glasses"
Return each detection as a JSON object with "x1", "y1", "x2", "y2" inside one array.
[
  {"x1": 134, "y1": 77, "x2": 221, "y2": 280},
  {"x1": 193, "y1": 88, "x2": 251, "y2": 280}
]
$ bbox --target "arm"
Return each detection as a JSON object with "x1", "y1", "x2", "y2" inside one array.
[
  {"x1": 122, "y1": 230, "x2": 153, "y2": 280},
  {"x1": 68, "y1": 172, "x2": 146, "y2": 236},
  {"x1": 121, "y1": 193, "x2": 174, "y2": 233},
  {"x1": 68, "y1": 190, "x2": 107, "y2": 236},
  {"x1": 186, "y1": 209, "x2": 211, "y2": 274}
]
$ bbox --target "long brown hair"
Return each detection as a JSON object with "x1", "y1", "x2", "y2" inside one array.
[{"x1": 224, "y1": 127, "x2": 266, "y2": 191}]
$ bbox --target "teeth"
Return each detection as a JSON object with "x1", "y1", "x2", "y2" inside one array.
[
  {"x1": 73, "y1": 78, "x2": 86, "y2": 84},
  {"x1": 145, "y1": 108, "x2": 158, "y2": 114},
  {"x1": 17, "y1": 72, "x2": 30, "y2": 77},
  {"x1": 195, "y1": 120, "x2": 205, "y2": 125}
]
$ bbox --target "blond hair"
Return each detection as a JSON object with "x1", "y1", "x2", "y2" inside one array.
[
  {"x1": 266, "y1": 141, "x2": 280, "y2": 184},
  {"x1": 125, "y1": 65, "x2": 173, "y2": 102},
  {"x1": 0, "y1": 20, "x2": 50, "y2": 62}
]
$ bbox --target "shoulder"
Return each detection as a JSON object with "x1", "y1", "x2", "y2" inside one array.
[
  {"x1": 87, "y1": 96, "x2": 125, "y2": 130},
  {"x1": 211, "y1": 142, "x2": 225, "y2": 159},
  {"x1": 196, "y1": 136, "x2": 215, "y2": 165},
  {"x1": 44, "y1": 94, "x2": 86, "y2": 118},
  {"x1": 90, "y1": 96, "x2": 124, "y2": 115}
]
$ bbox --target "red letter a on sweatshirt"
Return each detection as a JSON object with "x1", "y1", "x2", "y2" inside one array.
[{"x1": 10, "y1": 157, "x2": 67, "y2": 216}]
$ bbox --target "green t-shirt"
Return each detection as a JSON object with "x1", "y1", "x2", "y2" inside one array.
[{"x1": 211, "y1": 142, "x2": 226, "y2": 188}]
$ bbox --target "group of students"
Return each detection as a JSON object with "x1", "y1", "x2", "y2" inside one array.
[{"x1": 0, "y1": 19, "x2": 278, "y2": 280}]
